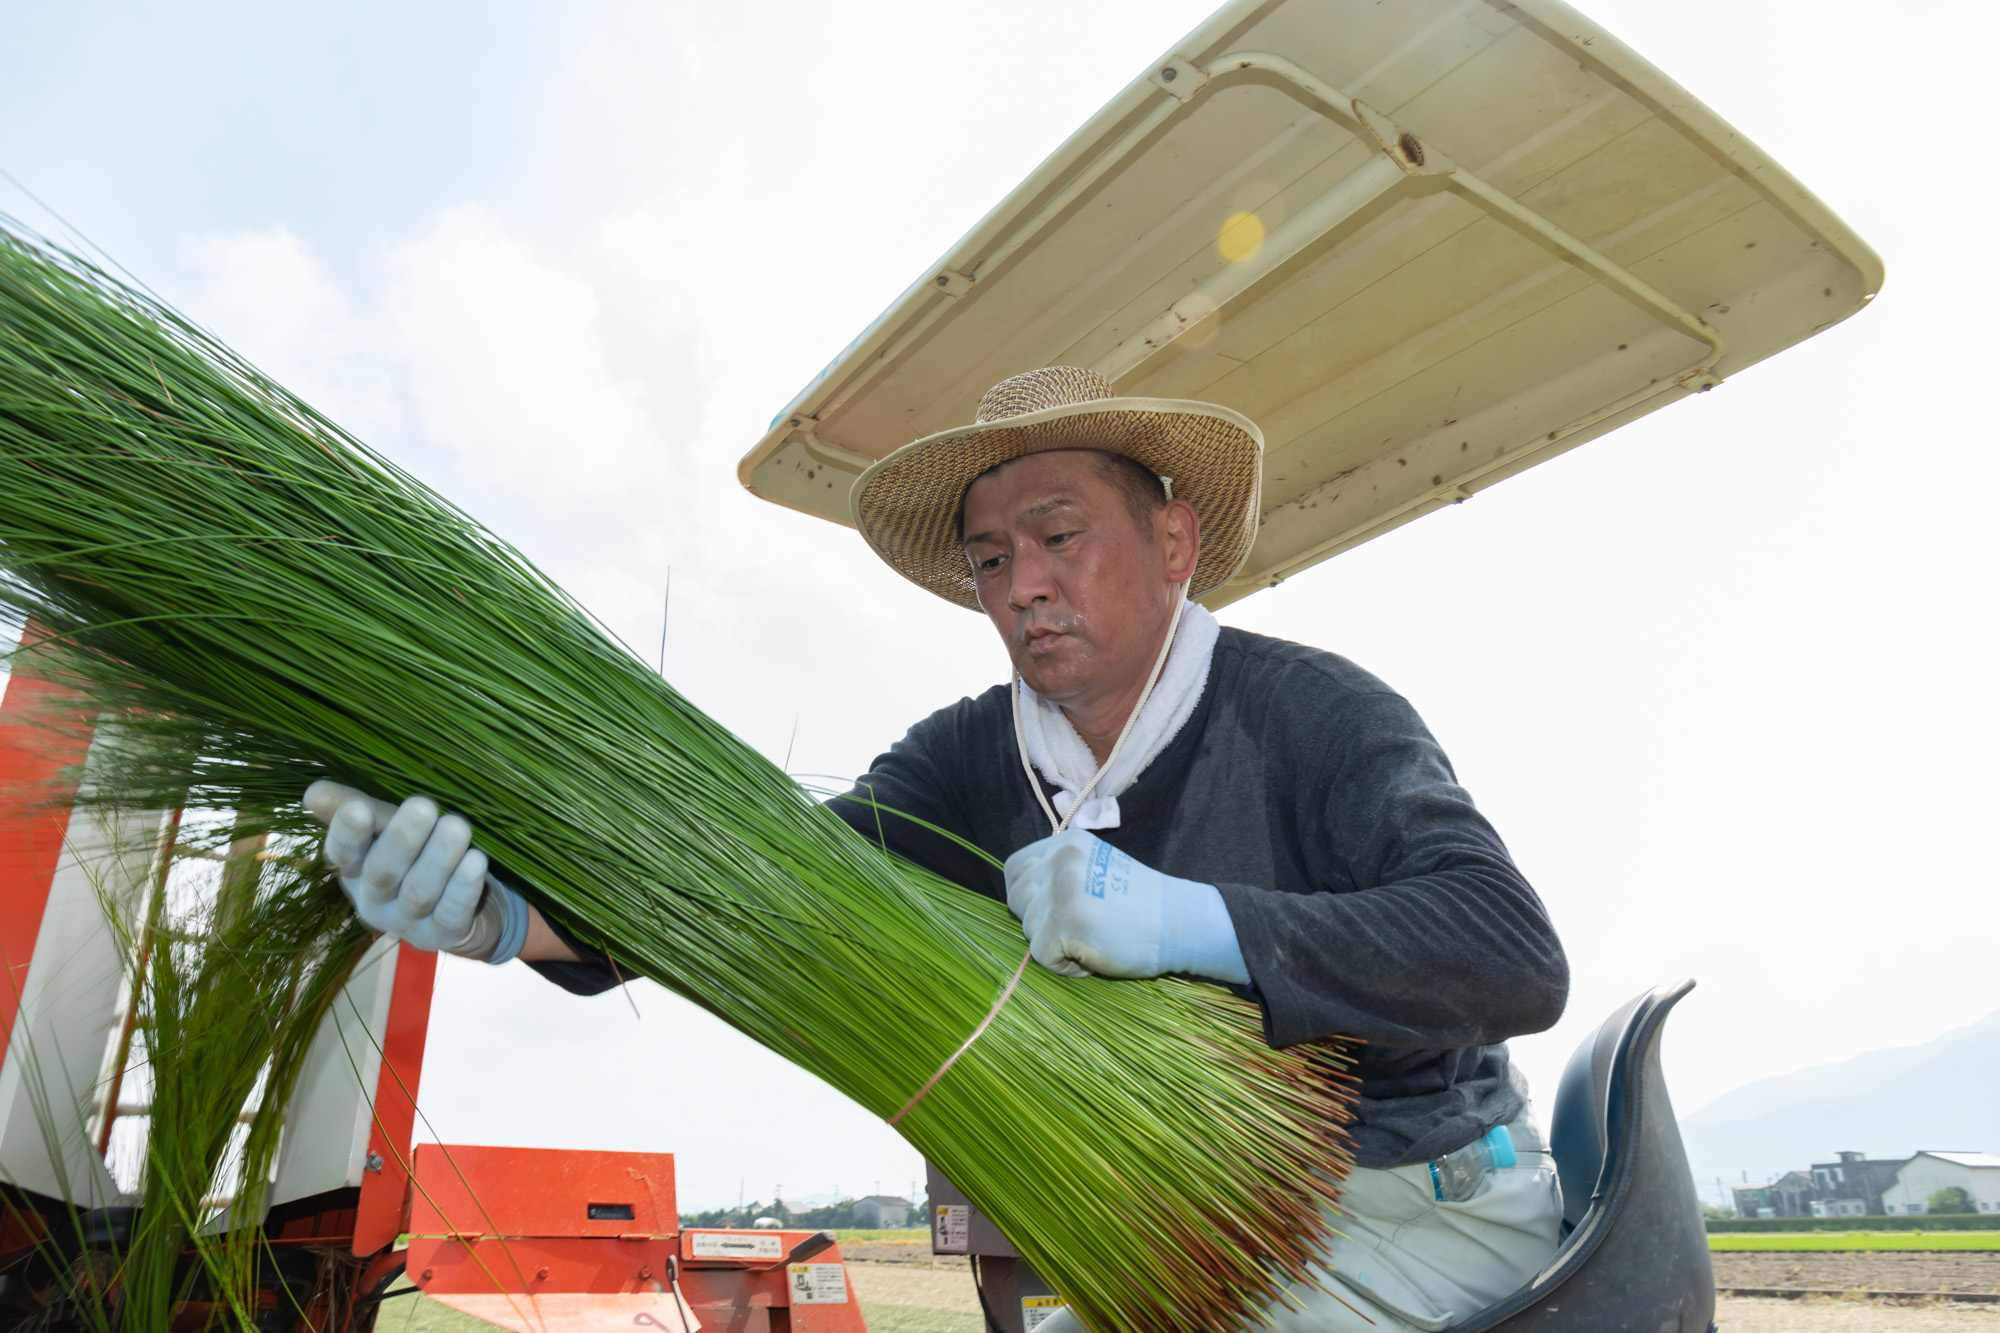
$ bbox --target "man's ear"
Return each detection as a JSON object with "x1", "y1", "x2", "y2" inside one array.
[{"x1": 1160, "y1": 498, "x2": 1201, "y2": 584}]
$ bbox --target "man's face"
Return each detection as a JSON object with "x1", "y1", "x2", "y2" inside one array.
[{"x1": 960, "y1": 450, "x2": 1199, "y2": 705}]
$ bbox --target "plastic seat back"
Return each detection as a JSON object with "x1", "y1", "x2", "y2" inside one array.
[
  {"x1": 1459, "y1": 979, "x2": 1714, "y2": 1333},
  {"x1": 1548, "y1": 988, "x2": 1644, "y2": 1233}
]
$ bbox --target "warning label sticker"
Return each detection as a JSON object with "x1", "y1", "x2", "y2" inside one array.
[
  {"x1": 788, "y1": 1263, "x2": 847, "y2": 1305},
  {"x1": 1022, "y1": 1296, "x2": 1066, "y2": 1329},
  {"x1": 934, "y1": 1204, "x2": 969, "y2": 1253},
  {"x1": 688, "y1": 1231, "x2": 784, "y2": 1260}
]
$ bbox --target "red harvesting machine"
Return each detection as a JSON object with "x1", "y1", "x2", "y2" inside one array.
[{"x1": 0, "y1": 667, "x2": 870, "y2": 1333}]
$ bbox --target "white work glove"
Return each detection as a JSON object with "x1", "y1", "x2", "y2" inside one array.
[
  {"x1": 1003, "y1": 828, "x2": 1250, "y2": 984},
  {"x1": 303, "y1": 780, "x2": 530, "y2": 964}
]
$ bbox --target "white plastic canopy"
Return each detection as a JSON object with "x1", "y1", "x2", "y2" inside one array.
[{"x1": 738, "y1": 0, "x2": 1881, "y2": 608}]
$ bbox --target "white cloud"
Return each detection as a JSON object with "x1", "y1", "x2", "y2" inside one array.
[
  {"x1": 178, "y1": 226, "x2": 397, "y2": 438},
  {"x1": 393, "y1": 205, "x2": 674, "y2": 514}
]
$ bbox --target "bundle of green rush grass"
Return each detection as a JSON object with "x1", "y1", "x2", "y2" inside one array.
[
  {"x1": 0, "y1": 222, "x2": 1355, "y2": 1333},
  {"x1": 9, "y1": 794, "x2": 361, "y2": 1333},
  {"x1": 112, "y1": 825, "x2": 369, "y2": 1333}
]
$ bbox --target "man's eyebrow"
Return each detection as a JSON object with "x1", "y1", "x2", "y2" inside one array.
[
  {"x1": 961, "y1": 495, "x2": 1081, "y2": 549},
  {"x1": 1021, "y1": 495, "x2": 1080, "y2": 522}
]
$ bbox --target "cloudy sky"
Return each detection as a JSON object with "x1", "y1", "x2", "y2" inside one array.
[{"x1": 4, "y1": 0, "x2": 1993, "y2": 1210}]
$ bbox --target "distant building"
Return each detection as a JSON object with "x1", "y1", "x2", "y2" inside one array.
[
  {"x1": 1721, "y1": 1148, "x2": 2000, "y2": 1219},
  {"x1": 1732, "y1": 1170, "x2": 1814, "y2": 1219},
  {"x1": 1809, "y1": 1195, "x2": 1871, "y2": 1218},
  {"x1": 851, "y1": 1195, "x2": 912, "y2": 1228},
  {"x1": 1807, "y1": 1151, "x2": 1905, "y2": 1216},
  {"x1": 1879, "y1": 1152, "x2": 2000, "y2": 1216}
]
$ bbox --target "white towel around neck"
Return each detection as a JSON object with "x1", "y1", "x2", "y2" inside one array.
[{"x1": 1014, "y1": 602, "x2": 1221, "y2": 830}]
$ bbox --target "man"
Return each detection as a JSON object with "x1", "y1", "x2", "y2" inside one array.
[{"x1": 308, "y1": 367, "x2": 1569, "y2": 1331}]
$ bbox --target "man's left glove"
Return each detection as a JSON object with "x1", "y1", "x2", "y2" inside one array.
[
  {"x1": 303, "y1": 780, "x2": 530, "y2": 964},
  {"x1": 1003, "y1": 828, "x2": 1250, "y2": 984}
]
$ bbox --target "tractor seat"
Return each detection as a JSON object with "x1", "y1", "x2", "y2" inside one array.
[{"x1": 1456, "y1": 979, "x2": 1716, "y2": 1333}]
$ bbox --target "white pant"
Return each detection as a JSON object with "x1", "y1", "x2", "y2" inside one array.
[{"x1": 1034, "y1": 1109, "x2": 1563, "y2": 1333}]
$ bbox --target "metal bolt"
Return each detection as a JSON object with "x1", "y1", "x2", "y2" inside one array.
[
  {"x1": 934, "y1": 275, "x2": 949, "y2": 287},
  {"x1": 788, "y1": 418, "x2": 802, "y2": 428},
  {"x1": 536, "y1": 1268, "x2": 549, "y2": 1281},
  {"x1": 638, "y1": 1266, "x2": 653, "y2": 1280},
  {"x1": 420, "y1": 1270, "x2": 434, "y2": 1282},
  {"x1": 364, "y1": 1151, "x2": 385, "y2": 1173},
  {"x1": 1160, "y1": 66, "x2": 1177, "y2": 81}
]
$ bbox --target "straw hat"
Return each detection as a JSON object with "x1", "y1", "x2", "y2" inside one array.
[{"x1": 850, "y1": 367, "x2": 1263, "y2": 611}]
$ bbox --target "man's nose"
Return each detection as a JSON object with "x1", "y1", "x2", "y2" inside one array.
[{"x1": 1006, "y1": 545, "x2": 1057, "y2": 610}]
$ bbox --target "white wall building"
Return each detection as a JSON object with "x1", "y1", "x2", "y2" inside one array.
[
  {"x1": 1878, "y1": 1152, "x2": 2000, "y2": 1216},
  {"x1": 1809, "y1": 1197, "x2": 1870, "y2": 1218}
]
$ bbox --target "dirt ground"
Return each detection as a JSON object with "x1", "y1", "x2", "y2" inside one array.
[
  {"x1": 844, "y1": 1262, "x2": 2000, "y2": 1330},
  {"x1": 845, "y1": 1261, "x2": 981, "y2": 1312},
  {"x1": 1713, "y1": 1252, "x2": 2000, "y2": 1296},
  {"x1": 843, "y1": 1263, "x2": 981, "y2": 1333},
  {"x1": 1715, "y1": 1298, "x2": 2000, "y2": 1331},
  {"x1": 380, "y1": 1259, "x2": 2000, "y2": 1332}
]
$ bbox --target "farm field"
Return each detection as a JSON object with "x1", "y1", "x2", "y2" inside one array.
[
  {"x1": 832, "y1": 1228, "x2": 932, "y2": 1245},
  {"x1": 1714, "y1": 1233, "x2": 2000, "y2": 1252},
  {"x1": 374, "y1": 1260, "x2": 2000, "y2": 1333}
]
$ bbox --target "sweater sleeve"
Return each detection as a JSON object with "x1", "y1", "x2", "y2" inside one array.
[
  {"x1": 829, "y1": 701, "x2": 1006, "y2": 902},
  {"x1": 1213, "y1": 687, "x2": 1567, "y2": 1050},
  {"x1": 522, "y1": 901, "x2": 628, "y2": 996}
]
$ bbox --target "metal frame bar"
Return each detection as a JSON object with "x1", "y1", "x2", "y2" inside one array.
[
  {"x1": 1089, "y1": 152, "x2": 1408, "y2": 382},
  {"x1": 1092, "y1": 50, "x2": 1726, "y2": 393}
]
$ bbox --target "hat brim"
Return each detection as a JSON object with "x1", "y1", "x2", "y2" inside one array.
[{"x1": 850, "y1": 397, "x2": 1264, "y2": 611}]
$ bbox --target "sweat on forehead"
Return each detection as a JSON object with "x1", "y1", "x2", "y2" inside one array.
[{"x1": 958, "y1": 449, "x2": 1168, "y2": 539}]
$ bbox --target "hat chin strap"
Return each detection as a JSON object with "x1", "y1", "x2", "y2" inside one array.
[{"x1": 1012, "y1": 583, "x2": 1190, "y2": 835}]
